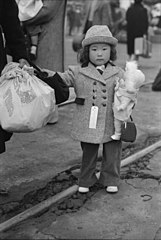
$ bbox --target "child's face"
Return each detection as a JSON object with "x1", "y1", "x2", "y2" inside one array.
[{"x1": 89, "y1": 43, "x2": 111, "y2": 66}]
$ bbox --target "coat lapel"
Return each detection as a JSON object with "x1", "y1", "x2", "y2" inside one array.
[
  {"x1": 102, "y1": 64, "x2": 120, "y2": 80},
  {"x1": 79, "y1": 62, "x2": 120, "y2": 84}
]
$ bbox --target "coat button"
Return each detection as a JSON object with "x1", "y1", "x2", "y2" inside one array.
[
  {"x1": 93, "y1": 81, "x2": 97, "y2": 85},
  {"x1": 102, "y1": 103, "x2": 106, "y2": 107},
  {"x1": 102, "y1": 89, "x2": 106, "y2": 93},
  {"x1": 93, "y1": 89, "x2": 97, "y2": 93},
  {"x1": 102, "y1": 96, "x2": 107, "y2": 99},
  {"x1": 93, "y1": 96, "x2": 96, "y2": 100}
]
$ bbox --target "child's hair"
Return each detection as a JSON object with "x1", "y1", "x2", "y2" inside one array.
[{"x1": 78, "y1": 45, "x2": 117, "y2": 67}]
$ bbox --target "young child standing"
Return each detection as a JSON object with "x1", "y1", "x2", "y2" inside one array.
[{"x1": 43, "y1": 25, "x2": 125, "y2": 194}]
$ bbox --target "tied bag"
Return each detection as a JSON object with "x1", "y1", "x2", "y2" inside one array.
[{"x1": 0, "y1": 62, "x2": 56, "y2": 132}]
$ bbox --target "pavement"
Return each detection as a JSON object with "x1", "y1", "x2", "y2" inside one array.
[{"x1": 0, "y1": 38, "x2": 161, "y2": 239}]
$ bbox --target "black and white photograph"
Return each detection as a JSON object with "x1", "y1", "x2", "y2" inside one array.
[{"x1": 0, "y1": 0, "x2": 161, "y2": 239}]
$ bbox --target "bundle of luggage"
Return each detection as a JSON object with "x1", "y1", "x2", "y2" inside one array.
[{"x1": 0, "y1": 62, "x2": 69, "y2": 132}]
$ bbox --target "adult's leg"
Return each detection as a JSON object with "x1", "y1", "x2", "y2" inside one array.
[
  {"x1": 127, "y1": 35, "x2": 135, "y2": 60},
  {"x1": 79, "y1": 142, "x2": 99, "y2": 187},
  {"x1": 99, "y1": 140, "x2": 122, "y2": 186}
]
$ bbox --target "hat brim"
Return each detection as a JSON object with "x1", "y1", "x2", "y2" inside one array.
[{"x1": 82, "y1": 36, "x2": 118, "y2": 47}]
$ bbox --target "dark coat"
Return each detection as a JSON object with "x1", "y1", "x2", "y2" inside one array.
[
  {"x1": 126, "y1": 2, "x2": 149, "y2": 55},
  {"x1": 0, "y1": 0, "x2": 28, "y2": 154}
]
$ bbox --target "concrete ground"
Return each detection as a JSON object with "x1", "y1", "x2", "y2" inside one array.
[
  {"x1": 0, "y1": 38, "x2": 161, "y2": 239},
  {"x1": 1, "y1": 140, "x2": 161, "y2": 239}
]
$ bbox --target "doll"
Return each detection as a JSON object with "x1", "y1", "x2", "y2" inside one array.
[{"x1": 111, "y1": 61, "x2": 145, "y2": 140}]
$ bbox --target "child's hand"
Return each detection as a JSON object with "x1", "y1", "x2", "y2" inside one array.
[
  {"x1": 22, "y1": 65, "x2": 35, "y2": 75},
  {"x1": 18, "y1": 59, "x2": 30, "y2": 68}
]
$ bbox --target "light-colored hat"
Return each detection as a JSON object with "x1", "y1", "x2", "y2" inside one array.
[{"x1": 82, "y1": 25, "x2": 118, "y2": 47}]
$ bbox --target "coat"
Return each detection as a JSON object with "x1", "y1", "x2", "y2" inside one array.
[
  {"x1": 126, "y1": 2, "x2": 148, "y2": 38},
  {"x1": 0, "y1": 0, "x2": 28, "y2": 73},
  {"x1": 126, "y1": 2, "x2": 149, "y2": 55},
  {"x1": 0, "y1": 0, "x2": 28, "y2": 153},
  {"x1": 58, "y1": 62, "x2": 124, "y2": 144}
]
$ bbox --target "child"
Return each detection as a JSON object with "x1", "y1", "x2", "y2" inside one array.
[
  {"x1": 16, "y1": 0, "x2": 57, "y2": 60},
  {"x1": 43, "y1": 25, "x2": 125, "y2": 194},
  {"x1": 16, "y1": 0, "x2": 43, "y2": 60},
  {"x1": 111, "y1": 61, "x2": 145, "y2": 140}
]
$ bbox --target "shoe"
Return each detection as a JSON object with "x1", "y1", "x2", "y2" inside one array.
[
  {"x1": 78, "y1": 186, "x2": 89, "y2": 193},
  {"x1": 106, "y1": 186, "x2": 118, "y2": 193},
  {"x1": 111, "y1": 134, "x2": 121, "y2": 140},
  {"x1": 96, "y1": 171, "x2": 100, "y2": 179}
]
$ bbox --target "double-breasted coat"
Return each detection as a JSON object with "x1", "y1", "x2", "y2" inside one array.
[{"x1": 58, "y1": 62, "x2": 124, "y2": 144}]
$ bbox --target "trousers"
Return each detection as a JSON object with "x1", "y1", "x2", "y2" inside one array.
[{"x1": 79, "y1": 140, "x2": 122, "y2": 187}]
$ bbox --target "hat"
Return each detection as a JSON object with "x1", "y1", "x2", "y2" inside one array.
[{"x1": 82, "y1": 25, "x2": 118, "y2": 47}]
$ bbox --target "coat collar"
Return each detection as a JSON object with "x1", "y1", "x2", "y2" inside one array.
[{"x1": 79, "y1": 62, "x2": 120, "y2": 84}]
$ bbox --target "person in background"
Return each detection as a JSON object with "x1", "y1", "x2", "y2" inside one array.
[
  {"x1": 83, "y1": 0, "x2": 114, "y2": 34},
  {"x1": 126, "y1": 0, "x2": 149, "y2": 61},
  {"x1": 110, "y1": 0, "x2": 126, "y2": 37},
  {"x1": 16, "y1": 0, "x2": 60, "y2": 61},
  {"x1": 0, "y1": 0, "x2": 29, "y2": 195},
  {"x1": 72, "y1": 0, "x2": 114, "y2": 52},
  {"x1": 67, "y1": 5, "x2": 75, "y2": 36},
  {"x1": 43, "y1": 25, "x2": 124, "y2": 194},
  {"x1": 73, "y1": 5, "x2": 82, "y2": 34},
  {"x1": 16, "y1": 0, "x2": 43, "y2": 60}
]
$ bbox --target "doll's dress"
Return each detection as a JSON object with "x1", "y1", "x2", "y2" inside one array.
[{"x1": 113, "y1": 87, "x2": 138, "y2": 121}]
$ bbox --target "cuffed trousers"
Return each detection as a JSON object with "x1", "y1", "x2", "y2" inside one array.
[{"x1": 79, "y1": 140, "x2": 122, "y2": 187}]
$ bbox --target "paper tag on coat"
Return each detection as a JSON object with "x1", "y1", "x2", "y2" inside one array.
[{"x1": 89, "y1": 106, "x2": 98, "y2": 129}]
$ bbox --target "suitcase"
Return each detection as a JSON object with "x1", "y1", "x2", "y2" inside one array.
[{"x1": 135, "y1": 35, "x2": 152, "y2": 58}]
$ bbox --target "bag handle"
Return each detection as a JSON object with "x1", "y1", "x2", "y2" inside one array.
[
  {"x1": 28, "y1": 60, "x2": 48, "y2": 79},
  {"x1": 27, "y1": 60, "x2": 42, "y2": 73}
]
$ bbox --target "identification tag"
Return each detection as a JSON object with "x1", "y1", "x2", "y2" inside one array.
[{"x1": 89, "y1": 106, "x2": 98, "y2": 129}]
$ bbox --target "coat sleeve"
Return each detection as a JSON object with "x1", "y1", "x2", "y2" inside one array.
[
  {"x1": 1, "y1": 0, "x2": 28, "y2": 61},
  {"x1": 58, "y1": 66, "x2": 79, "y2": 88}
]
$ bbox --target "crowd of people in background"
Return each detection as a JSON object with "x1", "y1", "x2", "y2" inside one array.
[{"x1": 66, "y1": 0, "x2": 161, "y2": 40}]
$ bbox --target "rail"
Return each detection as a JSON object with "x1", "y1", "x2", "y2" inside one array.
[{"x1": 0, "y1": 139, "x2": 161, "y2": 233}]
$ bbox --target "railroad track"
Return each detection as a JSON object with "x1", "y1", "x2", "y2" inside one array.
[{"x1": 0, "y1": 138, "x2": 161, "y2": 233}]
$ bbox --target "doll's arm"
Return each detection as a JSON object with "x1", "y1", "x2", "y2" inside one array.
[{"x1": 115, "y1": 78, "x2": 125, "y2": 91}]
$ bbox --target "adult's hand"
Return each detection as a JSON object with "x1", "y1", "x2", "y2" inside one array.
[{"x1": 18, "y1": 58, "x2": 30, "y2": 68}]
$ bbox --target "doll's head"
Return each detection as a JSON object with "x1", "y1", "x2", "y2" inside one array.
[
  {"x1": 78, "y1": 25, "x2": 118, "y2": 67},
  {"x1": 124, "y1": 61, "x2": 145, "y2": 92}
]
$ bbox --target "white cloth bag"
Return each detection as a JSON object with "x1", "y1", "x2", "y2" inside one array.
[{"x1": 0, "y1": 63, "x2": 55, "y2": 132}]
